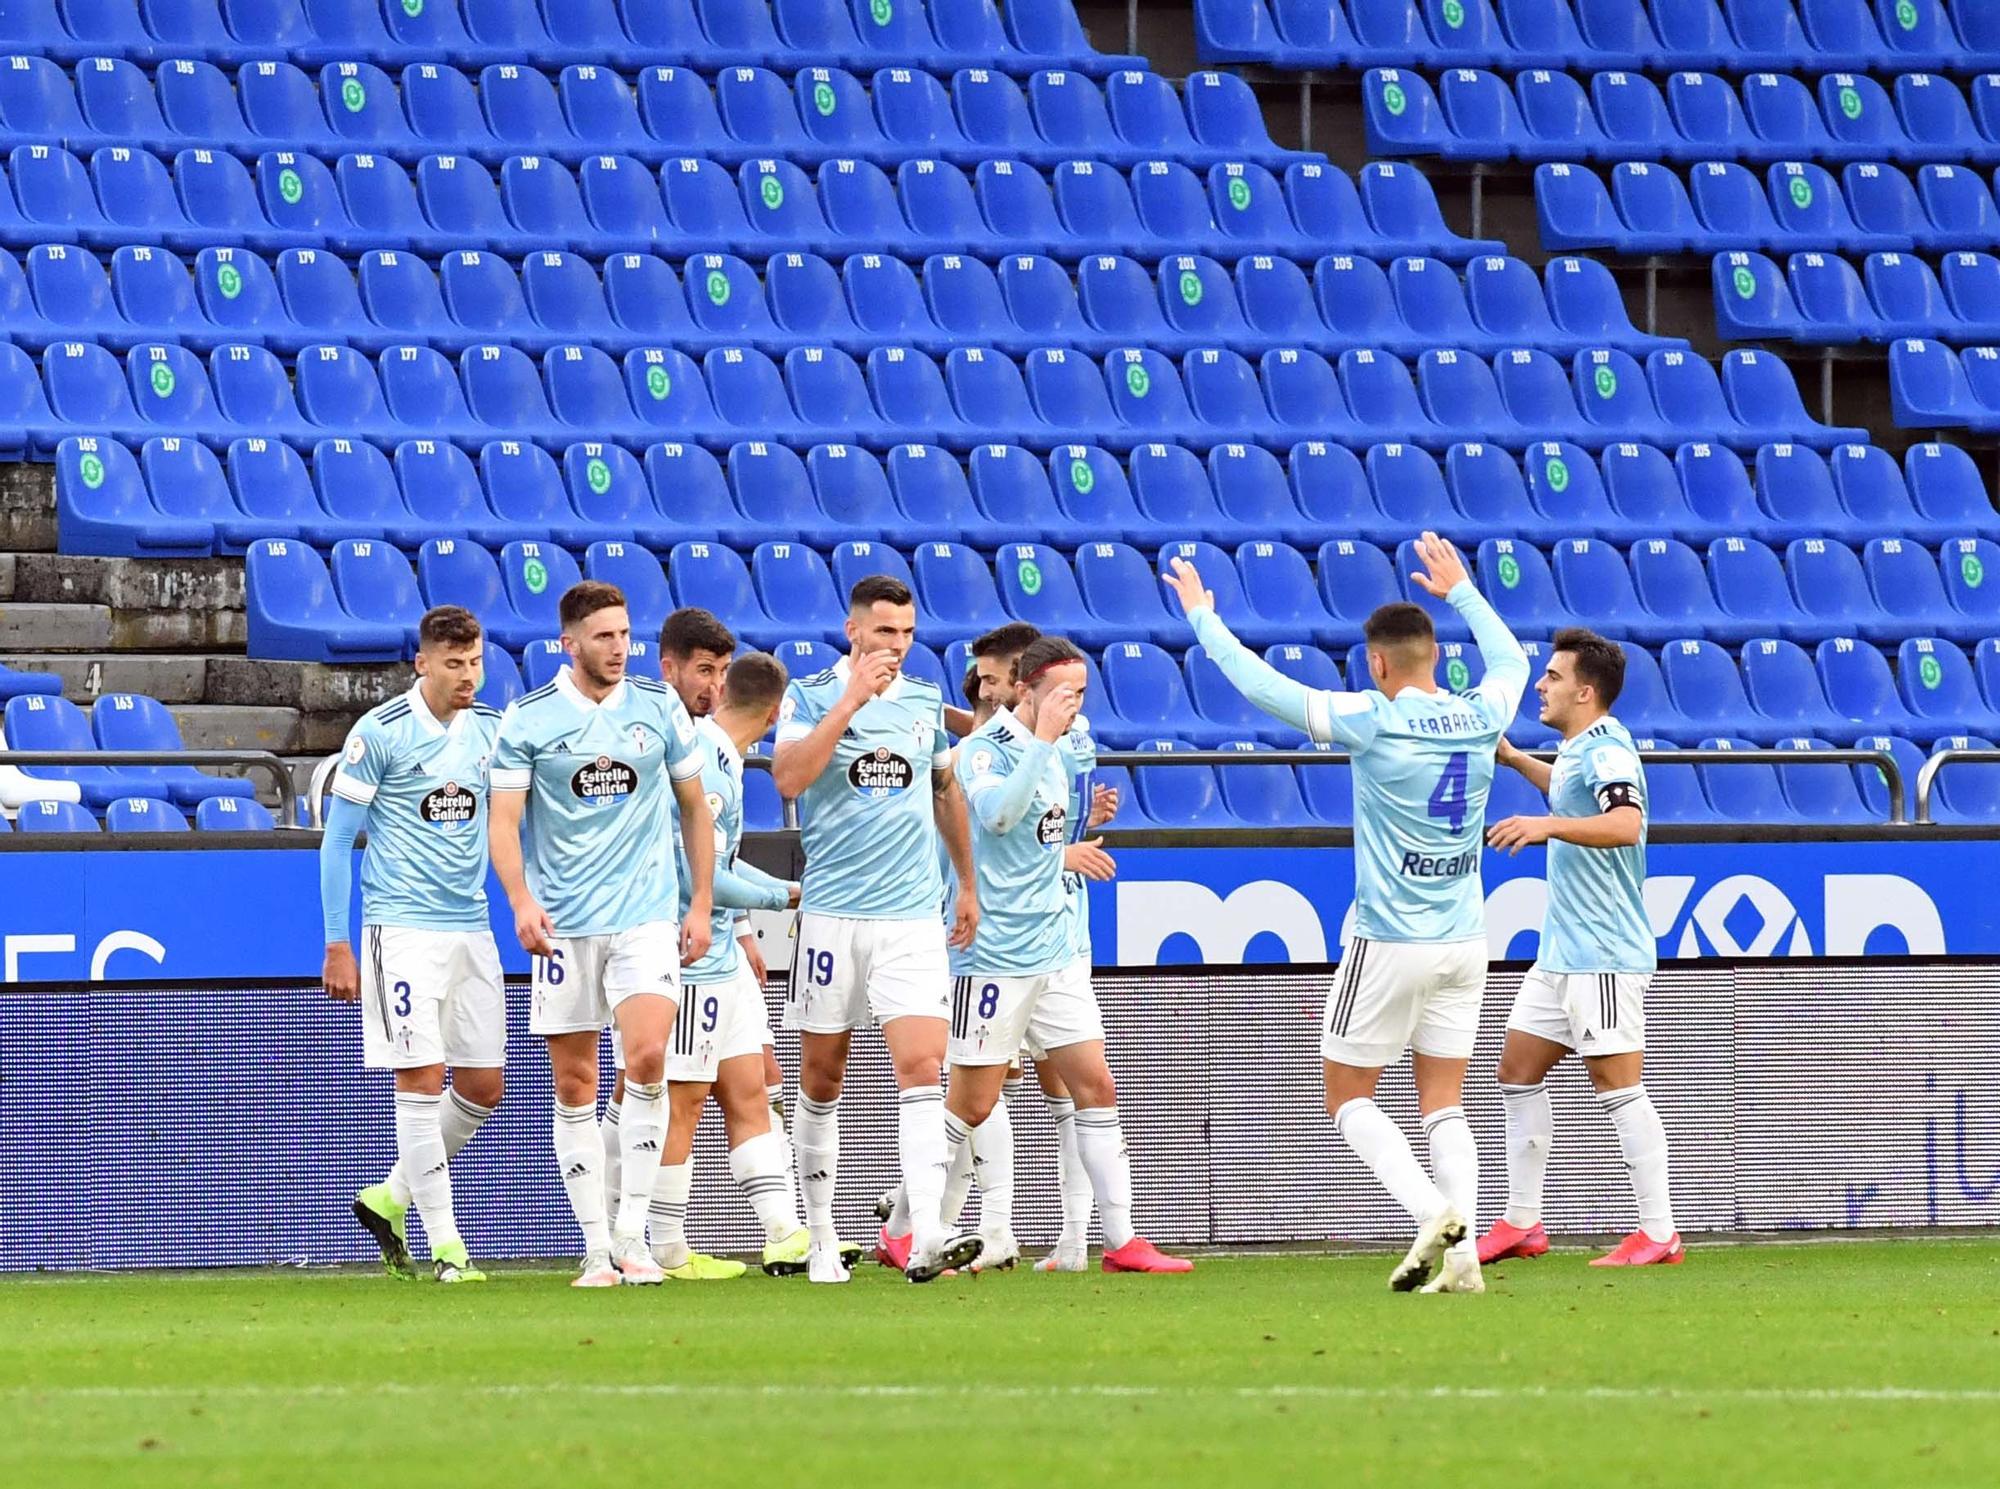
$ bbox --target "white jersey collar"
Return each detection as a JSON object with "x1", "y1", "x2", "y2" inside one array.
[
  {"x1": 698, "y1": 714, "x2": 744, "y2": 771},
  {"x1": 833, "y1": 654, "x2": 907, "y2": 702},
  {"x1": 557, "y1": 664, "x2": 628, "y2": 714},
  {"x1": 406, "y1": 682, "x2": 463, "y2": 739}
]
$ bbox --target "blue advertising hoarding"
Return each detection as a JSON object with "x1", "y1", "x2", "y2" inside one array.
[{"x1": 0, "y1": 839, "x2": 1995, "y2": 982}]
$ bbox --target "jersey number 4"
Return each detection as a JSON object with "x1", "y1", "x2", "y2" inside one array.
[{"x1": 1428, "y1": 751, "x2": 1471, "y2": 833}]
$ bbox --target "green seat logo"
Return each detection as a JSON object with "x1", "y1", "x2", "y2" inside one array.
[
  {"x1": 1227, "y1": 175, "x2": 1251, "y2": 210},
  {"x1": 1545, "y1": 456, "x2": 1569, "y2": 491},
  {"x1": 1963, "y1": 553, "x2": 1986, "y2": 589},
  {"x1": 1732, "y1": 265, "x2": 1756, "y2": 300},
  {"x1": 1178, "y1": 269, "x2": 1203, "y2": 306},
  {"x1": 1070, "y1": 457, "x2": 1094, "y2": 493},
  {"x1": 79, "y1": 452, "x2": 104, "y2": 488},
  {"x1": 1445, "y1": 656, "x2": 1470, "y2": 689},
  {"x1": 1496, "y1": 552, "x2": 1521, "y2": 589},
  {"x1": 1896, "y1": 0, "x2": 1919, "y2": 31},
  {"x1": 1124, "y1": 363, "x2": 1150, "y2": 397},
  {"x1": 705, "y1": 269, "x2": 730, "y2": 305},
  {"x1": 759, "y1": 174, "x2": 784, "y2": 209},
  {"x1": 1442, "y1": 0, "x2": 1465, "y2": 28},
  {"x1": 870, "y1": 0, "x2": 892, "y2": 23},
  {"x1": 278, "y1": 167, "x2": 303, "y2": 205},
  {"x1": 403, "y1": 0, "x2": 423, "y2": 14},
  {"x1": 813, "y1": 82, "x2": 836, "y2": 116},
  {"x1": 523, "y1": 557, "x2": 548, "y2": 594},
  {"x1": 1017, "y1": 559, "x2": 1042, "y2": 595},
  {"x1": 1382, "y1": 82, "x2": 1406, "y2": 118},
  {"x1": 1592, "y1": 365, "x2": 1617, "y2": 399},
  {"x1": 149, "y1": 362, "x2": 175, "y2": 398},
  {"x1": 341, "y1": 78, "x2": 366, "y2": 113},
  {"x1": 646, "y1": 365, "x2": 670, "y2": 400},
  {"x1": 1919, "y1": 653, "x2": 1943, "y2": 690},
  {"x1": 586, "y1": 457, "x2": 612, "y2": 495},
  {"x1": 1788, "y1": 175, "x2": 1813, "y2": 209},
  {"x1": 1838, "y1": 86, "x2": 1862, "y2": 121},
  {"x1": 216, "y1": 263, "x2": 243, "y2": 300}
]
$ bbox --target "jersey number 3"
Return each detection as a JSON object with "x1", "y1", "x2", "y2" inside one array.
[{"x1": 1428, "y1": 751, "x2": 1471, "y2": 833}]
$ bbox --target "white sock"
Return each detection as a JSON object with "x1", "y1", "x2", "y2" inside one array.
[
  {"x1": 1333, "y1": 1097, "x2": 1448, "y2": 1225},
  {"x1": 392, "y1": 1091, "x2": 459, "y2": 1253},
  {"x1": 554, "y1": 1100, "x2": 611, "y2": 1255},
  {"x1": 940, "y1": 1110, "x2": 975, "y2": 1228},
  {"x1": 1600, "y1": 1084, "x2": 1675, "y2": 1243},
  {"x1": 615, "y1": 1080, "x2": 666, "y2": 1243},
  {"x1": 793, "y1": 1094, "x2": 841, "y2": 1248},
  {"x1": 648, "y1": 1158, "x2": 692, "y2": 1268},
  {"x1": 1422, "y1": 1105, "x2": 1479, "y2": 1260},
  {"x1": 599, "y1": 1093, "x2": 622, "y2": 1219},
  {"x1": 386, "y1": 1088, "x2": 492, "y2": 1206},
  {"x1": 898, "y1": 1085, "x2": 950, "y2": 1251},
  {"x1": 886, "y1": 1184, "x2": 911, "y2": 1237},
  {"x1": 1500, "y1": 1081, "x2": 1553, "y2": 1229},
  {"x1": 1072, "y1": 1105, "x2": 1135, "y2": 1250},
  {"x1": 729, "y1": 1130, "x2": 801, "y2": 1243},
  {"x1": 1048, "y1": 1097, "x2": 1092, "y2": 1249},
  {"x1": 972, "y1": 1095, "x2": 1014, "y2": 1233}
]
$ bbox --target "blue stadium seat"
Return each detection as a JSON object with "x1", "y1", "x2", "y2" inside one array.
[
  {"x1": 1158, "y1": 535, "x2": 1292, "y2": 649},
  {"x1": 416, "y1": 537, "x2": 541, "y2": 653},
  {"x1": 1314, "y1": 258, "x2": 1416, "y2": 361},
  {"x1": 909, "y1": 538, "x2": 1008, "y2": 642},
  {"x1": 1713, "y1": 250, "x2": 1801, "y2": 341},
  {"x1": 177, "y1": 434, "x2": 300, "y2": 551},
  {"x1": 748, "y1": 540, "x2": 846, "y2": 649},
  {"x1": 1594, "y1": 439, "x2": 1698, "y2": 545},
  {"x1": 1437, "y1": 439, "x2": 1537, "y2": 544},
  {"x1": 1533, "y1": 162, "x2": 1624, "y2": 251},
  {"x1": 802, "y1": 442, "x2": 916, "y2": 548},
  {"x1": 0, "y1": 340, "x2": 58, "y2": 456},
  {"x1": 1129, "y1": 440, "x2": 1248, "y2": 544},
  {"x1": 314, "y1": 435, "x2": 431, "y2": 549},
  {"x1": 1938, "y1": 537, "x2": 2000, "y2": 636},
  {"x1": 1927, "y1": 732, "x2": 2000, "y2": 824},
  {"x1": 27, "y1": 244, "x2": 125, "y2": 350},
  {"x1": 958, "y1": 443, "x2": 1083, "y2": 549},
  {"x1": 1479, "y1": 535, "x2": 1580, "y2": 637},
  {"x1": 579, "y1": 539, "x2": 670, "y2": 637},
  {"x1": 1898, "y1": 636, "x2": 2000, "y2": 738},
  {"x1": 1557, "y1": 534, "x2": 1671, "y2": 640},
  {"x1": 42, "y1": 339, "x2": 148, "y2": 447},
  {"x1": 1068, "y1": 537, "x2": 1174, "y2": 645},
  {"x1": 1628, "y1": 161, "x2": 1735, "y2": 255},
  {"x1": 1210, "y1": 739, "x2": 1314, "y2": 824},
  {"x1": 196, "y1": 795, "x2": 276, "y2": 830},
  {"x1": 1786, "y1": 535, "x2": 1894, "y2": 643},
  {"x1": 570, "y1": 439, "x2": 680, "y2": 547},
  {"x1": 1666, "y1": 68, "x2": 1760, "y2": 161},
  {"x1": 1121, "y1": 737, "x2": 1224, "y2": 824},
  {"x1": 110, "y1": 244, "x2": 212, "y2": 350},
  {"x1": 1593, "y1": 70, "x2": 1686, "y2": 162},
  {"x1": 493, "y1": 538, "x2": 582, "y2": 637},
  {"x1": 788, "y1": 344, "x2": 899, "y2": 447},
  {"x1": 1766, "y1": 735, "x2": 1874, "y2": 823},
  {"x1": 350, "y1": 248, "x2": 447, "y2": 350},
  {"x1": 476, "y1": 441, "x2": 596, "y2": 549},
  {"x1": 1819, "y1": 635, "x2": 1927, "y2": 742},
  {"x1": 235, "y1": 59, "x2": 339, "y2": 157},
  {"x1": 1660, "y1": 637, "x2": 1768, "y2": 741},
  {"x1": 0, "y1": 245, "x2": 61, "y2": 349},
  {"x1": 1822, "y1": 439, "x2": 1934, "y2": 542},
  {"x1": 1842, "y1": 731, "x2": 1921, "y2": 818},
  {"x1": 394, "y1": 444, "x2": 511, "y2": 552},
  {"x1": 1597, "y1": 639, "x2": 1689, "y2": 741},
  {"x1": 1937, "y1": 251, "x2": 2000, "y2": 341},
  {"x1": 832, "y1": 253, "x2": 938, "y2": 352},
  {"x1": 1739, "y1": 635, "x2": 1854, "y2": 741},
  {"x1": 1689, "y1": 737, "x2": 1790, "y2": 823},
  {"x1": 1575, "y1": 348, "x2": 1671, "y2": 448},
  {"x1": 517, "y1": 638, "x2": 566, "y2": 690},
  {"x1": 10, "y1": 798, "x2": 98, "y2": 833},
  {"x1": 75, "y1": 54, "x2": 174, "y2": 153},
  {"x1": 665, "y1": 538, "x2": 784, "y2": 649},
  {"x1": 1629, "y1": 535, "x2": 1744, "y2": 643},
  {"x1": 870, "y1": 346, "x2": 981, "y2": 452},
  {"x1": 991, "y1": 539, "x2": 1114, "y2": 647},
  {"x1": 1310, "y1": 537, "x2": 1400, "y2": 642},
  {"x1": 1226, "y1": 536, "x2": 1336, "y2": 647},
  {"x1": 245, "y1": 536, "x2": 403, "y2": 662},
  {"x1": 827, "y1": 538, "x2": 914, "y2": 604},
  {"x1": 55, "y1": 434, "x2": 209, "y2": 557},
  {"x1": 1641, "y1": 348, "x2": 1745, "y2": 449},
  {"x1": 1905, "y1": 440, "x2": 2000, "y2": 539},
  {"x1": 725, "y1": 438, "x2": 845, "y2": 550},
  {"x1": 1360, "y1": 159, "x2": 1503, "y2": 260},
  {"x1": 1866, "y1": 536, "x2": 1981, "y2": 643},
  {"x1": 890, "y1": 439, "x2": 1013, "y2": 550},
  {"x1": 1889, "y1": 336, "x2": 1981, "y2": 429},
  {"x1": 1099, "y1": 638, "x2": 1212, "y2": 747},
  {"x1": 1728, "y1": 348, "x2": 1866, "y2": 448},
  {"x1": 3, "y1": 691, "x2": 143, "y2": 809},
  {"x1": 330, "y1": 537, "x2": 426, "y2": 653}
]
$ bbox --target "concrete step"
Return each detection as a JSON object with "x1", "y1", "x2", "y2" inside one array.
[
  {"x1": 0, "y1": 552, "x2": 15, "y2": 600},
  {"x1": 10, "y1": 554, "x2": 244, "y2": 650},
  {"x1": 169, "y1": 703, "x2": 303, "y2": 755},
  {"x1": 206, "y1": 657, "x2": 404, "y2": 716},
  {"x1": 0, "y1": 602, "x2": 113, "y2": 652},
  {"x1": 0, "y1": 464, "x2": 55, "y2": 554},
  {"x1": 6, "y1": 653, "x2": 209, "y2": 705}
]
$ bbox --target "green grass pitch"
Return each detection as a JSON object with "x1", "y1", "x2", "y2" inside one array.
[{"x1": 4, "y1": 1240, "x2": 1996, "y2": 1489}]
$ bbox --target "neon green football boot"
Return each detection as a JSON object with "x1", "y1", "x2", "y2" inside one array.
[
  {"x1": 352, "y1": 1183, "x2": 416, "y2": 1280},
  {"x1": 761, "y1": 1227, "x2": 812, "y2": 1276},
  {"x1": 432, "y1": 1240, "x2": 487, "y2": 1284},
  {"x1": 661, "y1": 1251, "x2": 748, "y2": 1281}
]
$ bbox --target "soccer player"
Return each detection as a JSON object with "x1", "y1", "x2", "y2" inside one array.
[
  {"x1": 1479, "y1": 630, "x2": 1681, "y2": 1268},
  {"x1": 772, "y1": 574, "x2": 983, "y2": 1284},
  {"x1": 324, "y1": 605, "x2": 503, "y2": 1284},
  {"x1": 1163, "y1": 535, "x2": 1528, "y2": 1295},
  {"x1": 489, "y1": 581, "x2": 715, "y2": 1287},
  {"x1": 944, "y1": 635, "x2": 1189, "y2": 1273}
]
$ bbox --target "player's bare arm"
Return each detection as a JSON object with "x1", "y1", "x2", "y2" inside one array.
[
  {"x1": 488, "y1": 787, "x2": 554, "y2": 957},
  {"x1": 1496, "y1": 737, "x2": 1555, "y2": 794},
  {"x1": 673, "y1": 771, "x2": 716, "y2": 966},
  {"x1": 770, "y1": 648, "x2": 898, "y2": 796},
  {"x1": 1161, "y1": 555, "x2": 1215, "y2": 617},
  {"x1": 942, "y1": 702, "x2": 976, "y2": 738},
  {"x1": 322, "y1": 941, "x2": 359, "y2": 1003},
  {"x1": 1064, "y1": 838, "x2": 1117, "y2": 881},
  {"x1": 934, "y1": 767, "x2": 979, "y2": 950},
  {"x1": 1487, "y1": 805, "x2": 1643, "y2": 855}
]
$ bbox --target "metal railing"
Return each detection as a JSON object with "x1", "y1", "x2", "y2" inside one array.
[
  {"x1": 1913, "y1": 748, "x2": 2000, "y2": 825},
  {"x1": 1, "y1": 750, "x2": 299, "y2": 826}
]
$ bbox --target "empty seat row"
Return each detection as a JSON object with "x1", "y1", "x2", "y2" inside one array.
[
  {"x1": 1534, "y1": 158, "x2": 2000, "y2": 257},
  {"x1": 0, "y1": 0, "x2": 1138, "y2": 77},
  {"x1": 0, "y1": 238, "x2": 1679, "y2": 362},
  {"x1": 1365, "y1": 65, "x2": 2000, "y2": 166},
  {"x1": 1884, "y1": 336, "x2": 2000, "y2": 431},
  {"x1": 0, "y1": 53, "x2": 1300, "y2": 172},
  {"x1": 1715, "y1": 248, "x2": 2000, "y2": 344},
  {"x1": 0, "y1": 795, "x2": 278, "y2": 830},
  {"x1": 1, "y1": 689, "x2": 256, "y2": 810},
  {"x1": 1199, "y1": 0, "x2": 1990, "y2": 75},
  {"x1": 0, "y1": 142, "x2": 1494, "y2": 266}
]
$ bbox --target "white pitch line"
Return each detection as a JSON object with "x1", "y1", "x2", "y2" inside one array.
[{"x1": 5, "y1": 1383, "x2": 1998, "y2": 1406}]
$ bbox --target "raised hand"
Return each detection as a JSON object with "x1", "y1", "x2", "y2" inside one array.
[
  {"x1": 1035, "y1": 682, "x2": 1082, "y2": 743},
  {"x1": 1087, "y1": 783, "x2": 1118, "y2": 829},
  {"x1": 1160, "y1": 556, "x2": 1214, "y2": 618},
  {"x1": 1409, "y1": 530, "x2": 1470, "y2": 599},
  {"x1": 844, "y1": 648, "x2": 900, "y2": 707}
]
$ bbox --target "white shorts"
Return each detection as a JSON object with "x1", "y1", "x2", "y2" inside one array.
[
  {"x1": 1508, "y1": 965, "x2": 1650, "y2": 1058},
  {"x1": 529, "y1": 922, "x2": 681, "y2": 1037},
  {"x1": 360, "y1": 925, "x2": 505, "y2": 1071},
  {"x1": 784, "y1": 912, "x2": 950, "y2": 1034},
  {"x1": 948, "y1": 959, "x2": 1105, "y2": 1068},
  {"x1": 667, "y1": 962, "x2": 770, "y2": 1083},
  {"x1": 1322, "y1": 935, "x2": 1487, "y2": 1068}
]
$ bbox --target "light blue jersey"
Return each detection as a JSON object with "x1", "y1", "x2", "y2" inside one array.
[
  {"x1": 777, "y1": 659, "x2": 950, "y2": 919},
  {"x1": 1059, "y1": 714, "x2": 1098, "y2": 962},
  {"x1": 953, "y1": 709, "x2": 1074, "y2": 976},
  {"x1": 1190, "y1": 581, "x2": 1529, "y2": 944},
  {"x1": 1541, "y1": 716, "x2": 1654, "y2": 975},
  {"x1": 677, "y1": 717, "x2": 792, "y2": 985},
  {"x1": 491, "y1": 667, "x2": 703, "y2": 938},
  {"x1": 327, "y1": 686, "x2": 502, "y2": 934}
]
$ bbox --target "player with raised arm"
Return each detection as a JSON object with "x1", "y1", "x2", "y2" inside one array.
[
  {"x1": 1480, "y1": 630, "x2": 1681, "y2": 1268},
  {"x1": 325, "y1": 606, "x2": 504, "y2": 1284},
  {"x1": 772, "y1": 575, "x2": 983, "y2": 1284},
  {"x1": 945, "y1": 636, "x2": 1189, "y2": 1274},
  {"x1": 1164, "y1": 535, "x2": 1529, "y2": 1296},
  {"x1": 488, "y1": 582, "x2": 715, "y2": 1287}
]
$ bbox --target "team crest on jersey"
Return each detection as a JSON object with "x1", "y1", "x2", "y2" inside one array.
[
  {"x1": 572, "y1": 754, "x2": 639, "y2": 806},
  {"x1": 345, "y1": 735, "x2": 367, "y2": 765},
  {"x1": 630, "y1": 724, "x2": 653, "y2": 754},
  {"x1": 848, "y1": 746, "x2": 914, "y2": 796},
  {"x1": 419, "y1": 780, "x2": 479, "y2": 827}
]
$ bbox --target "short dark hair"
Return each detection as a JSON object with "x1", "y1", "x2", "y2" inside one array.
[
  {"x1": 1362, "y1": 602, "x2": 1435, "y2": 650},
  {"x1": 660, "y1": 606, "x2": 735, "y2": 659},
  {"x1": 962, "y1": 664, "x2": 981, "y2": 708},
  {"x1": 970, "y1": 621, "x2": 1042, "y2": 660},
  {"x1": 1014, "y1": 635, "x2": 1086, "y2": 685},
  {"x1": 1553, "y1": 627, "x2": 1626, "y2": 709},
  {"x1": 723, "y1": 651, "x2": 788, "y2": 711},
  {"x1": 559, "y1": 580, "x2": 626, "y2": 630},
  {"x1": 417, "y1": 605, "x2": 481, "y2": 650},
  {"x1": 848, "y1": 574, "x2": 914, "y2": 611}
]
